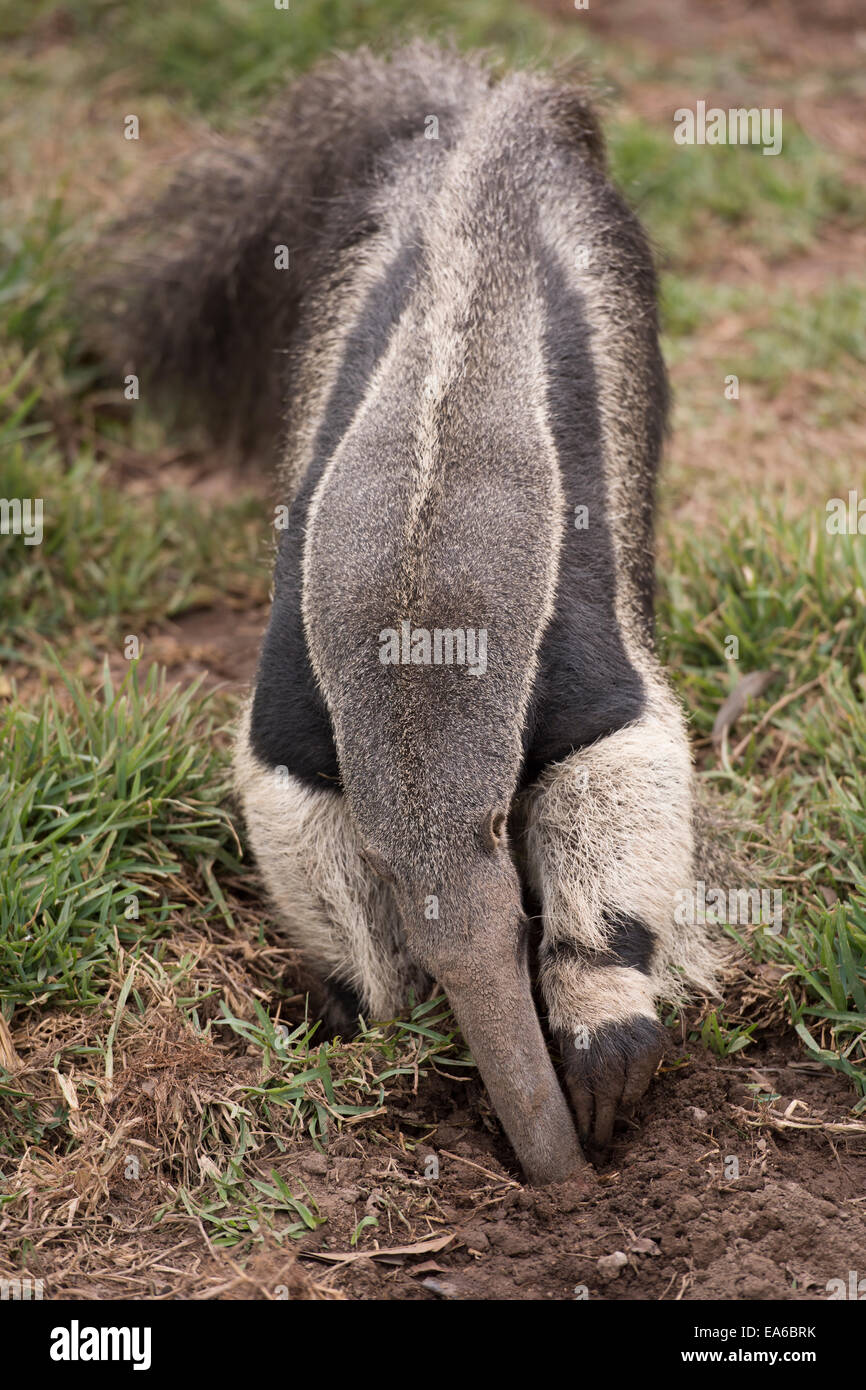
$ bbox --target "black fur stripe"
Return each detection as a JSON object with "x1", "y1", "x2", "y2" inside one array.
[
  {"x1": 519, "y1": 249, "x2": 645, "y2": 787},
  {"x1": 249, "y1": 241, "x2": 420, "y2": 786},
  {"x1": 544, "y1": 912, "x2": 655, "y2": 975}
]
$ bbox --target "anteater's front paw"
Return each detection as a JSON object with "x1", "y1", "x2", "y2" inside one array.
[{"x1": 559, "y1": 1016, "x2": 665, "y2": 1154}]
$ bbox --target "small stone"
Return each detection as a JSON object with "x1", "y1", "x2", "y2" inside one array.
[
  {"x1": 596, "y1": 1251, "x2": 629, "y2": 1282},
  {"x1": 687, "y1": 1106, "x2": 709, "y2": 1124},
  {"x1": 300, "y1": 1152, "x2": 328, "y2": 1176},
  {"x1": 422, "y1": 1278, "x2": 461, "y2": 1299},
  {"x1": 674, "y1": 1195, "x2": 702, "y2": 1222}
]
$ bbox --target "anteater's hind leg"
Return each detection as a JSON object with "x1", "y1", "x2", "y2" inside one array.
[
  {"x1": 517, "y1": 700, "x2": 716, "y2": 1153},
  {"x1": 234, "y1": 710, "x2": 429, "y2": 1036}
]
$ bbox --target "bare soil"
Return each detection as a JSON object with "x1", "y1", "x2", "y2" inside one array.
[
  {"x1": 6, "y1": 1000, "x2": 864, "y2": 1301},
  {"x1": 319, "y1": 1035, "x2": 866, "y2": 1302}
]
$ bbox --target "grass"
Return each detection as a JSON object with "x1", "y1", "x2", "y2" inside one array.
[
  {"x1": 610, "y1": 120, "x2": 866, "y2": 267},
  {"x1": 658, "y1": 511, "x2": 866, "y2": 1102},
  {"x1": 662, "y1": 275, "x2": 866, "y2": 385},
  {"x1": 0, "y1": 438, "x2": 268, "y2": 654},
  {"x1": 0, "y1": 0, "x2": 585, "y2": 113},
  {"x1": 0, "y1": 197, "x2": 78, "y2": 369},
  {"x1": 216, "y1": 994, "x2": 472, "y2": 1143},
  {"x1": 0, "y1": 661, "x2": 241, "y2": 1012},
  {"x1": 0, "y1": 947, "x2": 470, "y2": 1256},
  {"x1": 0, "y1": 0, "x2": 864, "y2": 1285}
]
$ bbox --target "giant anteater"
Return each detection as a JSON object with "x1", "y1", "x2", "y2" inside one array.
[{"x1": 90, "y1": 44, "x2": 718, "y2": 1184}]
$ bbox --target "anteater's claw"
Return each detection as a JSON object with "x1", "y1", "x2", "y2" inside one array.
[{"x1": 561, "y1": 1017, "x2": 665, "y2": 1155}]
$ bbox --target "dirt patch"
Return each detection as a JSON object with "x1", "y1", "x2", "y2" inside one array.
[
  {"x1": 542, "y1": 0, "x2": 866, "y2": 68},
  {"x1": 696, "y1": 225, "x2": 866, "y2": 293},
  {"x1": 662, "y1": 360, "x2": 862, "y2": 530},
  {"x1": 4, "y1": 996, "x2": 864, "y2": 1300},
  {"x1": 287, "y1": 1033, "x2": 866, "y2": 1301},
  {"x1": 99, "y1": 443, "x2": 274, "y2": 505},
  {"x1": 104, "y1": 603, "x2": 270, "y2": 695}
]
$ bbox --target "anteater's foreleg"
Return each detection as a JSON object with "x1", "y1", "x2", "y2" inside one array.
[
  {"x1": 234, "y1": 708, "x2": 428, "y2": 1034},
  {"x1": 518, "y1": 699, "x2": 714, "y2": 1152}
]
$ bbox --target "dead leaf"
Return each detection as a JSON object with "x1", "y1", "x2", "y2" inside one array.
[
  {"x1": 628, "y1": 1237, "x2": 660, "y2": 1257},
  {"x1": 53, "y1": 1070, "x2": 80, "y2": 1111},
  {"x1": 712, "y1": 670, "x2": 780, "y2": 747},
  {"x1": 301, "y1": 1231, "x2": 455, "y2": 1266},
  {"x1": 0, "y1": 1013, "x2": 21, "y2": 1070}
]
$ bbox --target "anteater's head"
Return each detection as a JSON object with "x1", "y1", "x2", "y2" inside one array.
[{"x1": 354, "y1": 787, "x2": 586, "y2": 1185}]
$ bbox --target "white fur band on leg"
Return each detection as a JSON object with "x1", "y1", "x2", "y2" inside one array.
[
  {"x1": 233, "y1": 704, "x2": 425, "y2": 1018},
  {"x1": 540, "y1": 959, "x2": 657, "y2": 1036}
]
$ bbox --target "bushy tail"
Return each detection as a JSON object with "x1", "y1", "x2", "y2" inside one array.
[
  {"x1": 81, "y1": 43, "x2": 494, "y2": 457},
  {"x1": 85, "y1": 139, "x2": 293, "y2": 456}
]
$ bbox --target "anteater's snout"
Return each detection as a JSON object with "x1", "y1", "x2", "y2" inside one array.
[{"x1": 394, "y1": 855, "x2": 587, "y2": 1186}]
